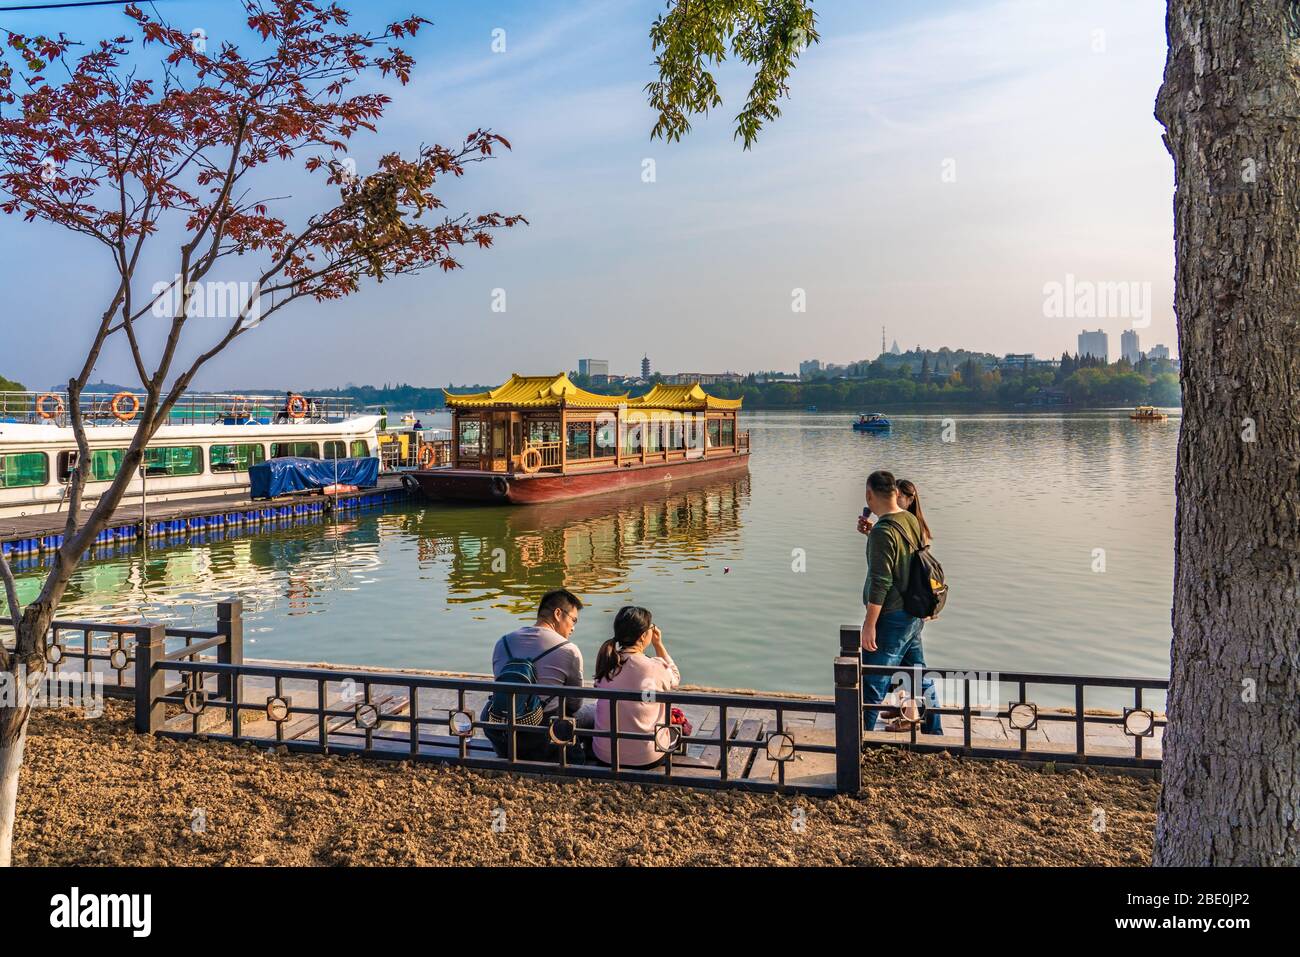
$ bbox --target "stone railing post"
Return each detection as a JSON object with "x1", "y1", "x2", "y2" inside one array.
[{"x1": 133, "y1": 623, "x2": 167, "y2": 733}]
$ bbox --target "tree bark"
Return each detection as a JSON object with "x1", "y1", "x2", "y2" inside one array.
[
  {"x1": 0, "y1": 691, "x2": 32, "y2": 868},
  {"x1": 1154, "y1": 0, "x2": 1300, "y2": 864}
]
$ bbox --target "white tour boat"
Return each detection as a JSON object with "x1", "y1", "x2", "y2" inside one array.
[{"x1": 0, "y1": 391, "x2": 379, "y2": 520}]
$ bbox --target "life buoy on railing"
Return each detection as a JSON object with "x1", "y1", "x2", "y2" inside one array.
[
  {"x1": 418, "y1": 444, "x2": 437, "y2": 469},
  {"x1": 520, "y1": 446, "x2": 542, "y2": 474},
  {"x1": 35, "y1": 393, "x2": 64, "y2": 420},
  {"x1": 111, "y1": 391, "x2": 140, "y2": 422},
  {"x1": 287, "y1": 394, "x2": 309, "y2": 419}
]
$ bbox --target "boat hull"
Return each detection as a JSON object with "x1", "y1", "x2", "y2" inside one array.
[{"x1": 411, "y1": 452, "x2": 750, "y2": 504}]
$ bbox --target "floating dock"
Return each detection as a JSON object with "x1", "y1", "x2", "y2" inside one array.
[{"x1": 0, "y1": 475, "x2": 411, "y2": 562}]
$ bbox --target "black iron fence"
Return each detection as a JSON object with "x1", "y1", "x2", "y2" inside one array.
[
  {"x1": 3, "y1": 606, "x2": 1168, "y2": 798},
  {"x1": 842, "y1": 627, "x2": 1167, "y2": 770}
]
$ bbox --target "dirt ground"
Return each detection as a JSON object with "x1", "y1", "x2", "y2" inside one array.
[{"x1": 14, "y1": 700, "x2": 1157, "y2": 866}]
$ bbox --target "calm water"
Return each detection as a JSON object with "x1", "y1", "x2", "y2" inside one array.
[{"x1": 10, "y1": 411, "x2": 1178, "y2": 694}]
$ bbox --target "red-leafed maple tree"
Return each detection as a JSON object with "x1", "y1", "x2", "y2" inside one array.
[{"x1": 0, "y1": 0, "x2": 523, "y2": 865}]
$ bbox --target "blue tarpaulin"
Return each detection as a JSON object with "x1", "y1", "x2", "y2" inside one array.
[{"x1": 248, "y1": 457, "x2": 380, "y2": 499}]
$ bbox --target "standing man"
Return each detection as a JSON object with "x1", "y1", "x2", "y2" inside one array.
[
  {"x1": 483, "y1": 588, "x2": 590, "y2": 760},
  {"x1": 860, "y1": 470, "x2": 943, "y2": 735}
]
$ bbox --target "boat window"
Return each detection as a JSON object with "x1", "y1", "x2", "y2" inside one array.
[
  {"x1": 270, "y1": 442, "x2": 320, "y2": 459},
  {"x1": 323, "y1": 441, "x2": 346, "y2": 460},
  {"x1": 566, "y1": 422, "x2": 593, "y2": 461},
  {"x1": 527, "y1": 419, "x2": 561, "y2": 445},
  {"x1": 144, "y1": 445, "x2": 204, "y2": 477},
  {"x1": 350, "y1": 439, "x2": 370, "y2": 458},
  {"x1": 707, "y1": 418, "x2": 722, "y2": 448},
  {"x1": 720, "y1": 418, "x2": 735, "y2": 446},
  {"x1": 0, "y1": 452, "x2": 49, "y2": 488},
  {"x1": 210, "y1": 443, "x2": 266, "y2": 473},
  {"x1": 57, "y1": 450, "x2": 77, "y2": 483},
  {"x1": 623, "y1": 418, "x2": 643, "y2": 456},
  {"x1": 644, "y1": 418, "x2": 662, "y2": 453},
  {"x1": 90, "y1": 449, "x2": 125, "y2": 482},
  {"x1": 593, "y1": 417, "x2": 616, "y2": 458},
  {"x1": 458, "y1": 419, "x2": 482, "y2": 458}
]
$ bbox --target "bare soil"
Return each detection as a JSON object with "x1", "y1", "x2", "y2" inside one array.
[{"x1": 15, "y1": 701, "x2": 1157, "y2": 866}]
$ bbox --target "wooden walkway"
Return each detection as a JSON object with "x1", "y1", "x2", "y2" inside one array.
[{"x1": 1, "y1": 476, "x2": 410, "y2": 556}]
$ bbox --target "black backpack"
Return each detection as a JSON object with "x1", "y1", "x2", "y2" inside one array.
[
  {"x1": 486, "y1": 636, "x2": 569, "y2": 726},
  {"x1": 879, "y1": 516, "x2": 949, "y2": 619}
]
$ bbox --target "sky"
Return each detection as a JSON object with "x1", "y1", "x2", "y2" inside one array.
[{"x1": 0, "y1": 0, "x2": 1176, "y2": 390}]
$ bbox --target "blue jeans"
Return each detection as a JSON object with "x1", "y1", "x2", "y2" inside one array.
[{"x1": 862, "y1": 609, "x2": 943, "y2": 735}]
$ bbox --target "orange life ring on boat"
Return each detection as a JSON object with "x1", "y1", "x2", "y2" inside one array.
[
  {"x1": 111, "y1": 392, "x2": 140, "y2": 422},
  {"x1": 418, "y1": 444, "x2": 437, "y2": 469},
  {"x1": 520, "y1": 446, "x2": 542, "y2": 474},
  {"x1": 287, "y1": 394, "x2": 309, "y2": 419},
  {"x1": 35, "y1": 393, "x2": 64, "y2": 419}
]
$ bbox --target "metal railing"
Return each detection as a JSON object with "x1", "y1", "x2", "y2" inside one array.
[
  {"x1": 526, "y1": 440, "x2": 563, "y2": 470},
  {"x1": 0, "y1": 391, "x2": 357, "y2": 428},
  {"x1": 738, "y1": 430, "x2": 751, "y2": 452},
  {"x1": 841, "y1": 627, "x2": 1167, "y2": 770},
  {"x1": 1, "y1": 602, "x2": 240, "y2": 701}
]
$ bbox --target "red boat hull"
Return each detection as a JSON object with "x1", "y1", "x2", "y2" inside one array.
[{"x1": 411, "y1": 452, "x2": 750, "y2": 504}]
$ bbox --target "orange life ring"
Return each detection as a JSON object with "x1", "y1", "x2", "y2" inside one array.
[
  {"x1": 418, "y1": 444, "x2": 437, "y2": 469},
  {"x1": 520, "y1": 446, "x2": 542, "y2": 474},
  {"x1": 35, "y1": 393, "x2": 64, "y2": 419},
  {"x1": 287, "y1": 394, "x2": 309, "y2": 419},
  {"x1": 111, "y1": 391, "x2": 140, "y2": 421}
]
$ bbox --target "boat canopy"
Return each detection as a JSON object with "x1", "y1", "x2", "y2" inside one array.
[
  {"x1": 443, "y1": 374, "x2": 741, "y2": 412},
  {"x1": 444, "y1": 374, "x2": 625, "y2": 410},
  {"x1": 626, "y1": 383, "x2": 742, "y2": 411}
]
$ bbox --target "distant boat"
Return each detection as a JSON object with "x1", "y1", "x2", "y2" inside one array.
[
  {"x1": 852, "y1": 412, "x2": 891, "y2": 431},
  {"x1": 805, "y1": 405, "x2": 818, "y2": 412},
  {"x1": 1130, "y1": 405, "x2": 1169, "y2": 421}
]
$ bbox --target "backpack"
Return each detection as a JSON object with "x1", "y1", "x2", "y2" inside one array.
[
  {"x1": 878, "y1": 516, "x2": 949, "y2": 619},
  {"x1": 486, "y1": 636, "x2": 570, "y2": 726}
]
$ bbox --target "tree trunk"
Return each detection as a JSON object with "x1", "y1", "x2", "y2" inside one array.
[
  {"x1": 0, "y1": 700, "x2": 31, "y2": 868},
  {"x1": 1154, "y1": 1, "x2": 1300, "y2": 864}
]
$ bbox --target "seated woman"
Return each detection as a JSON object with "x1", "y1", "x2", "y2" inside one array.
[{"x1": 589, "y1": 606, "x2": 681, "y2": 769}]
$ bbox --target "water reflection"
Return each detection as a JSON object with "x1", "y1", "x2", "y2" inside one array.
[{"x1": 404, "y1": 472, "x2": 749, "y2": 613}]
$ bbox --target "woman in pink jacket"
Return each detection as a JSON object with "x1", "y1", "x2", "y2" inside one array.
[{"x1": 590, "y1": 606, "x2": 681, "y2": 769}]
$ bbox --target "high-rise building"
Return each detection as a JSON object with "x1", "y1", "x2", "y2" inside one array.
[
  {"x1": 799, "y1": 359, "x2": 822, "y2": 378},
  {"x1": 1078, "y1": 329, "x2": 1109, "y2": 363},
  {"x1": 578, "y1": 358, "x2": 609, "y2": 379},
  {"x1": 1148, "y1": 343, "x2": 1171, "y2": 360},
  {"x1": 1121, "y1": 330, "x2": 1141, "y2": 364},
  {"x1": 641, "y1": 355, "x2": 651, "y2": 378}
]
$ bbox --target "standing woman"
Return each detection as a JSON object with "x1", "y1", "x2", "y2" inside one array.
[
  {"x1": 897, "y1": 479, "x2": 932, "y2": 545},
  {"x1": 590, "y1": 606, "x2": 681, "y2": 769}
]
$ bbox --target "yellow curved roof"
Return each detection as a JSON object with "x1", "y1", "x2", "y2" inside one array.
[
  {"x1": 626, "y1": 383, "x2": 743, "y2": 411},
  {"x1": 444, "y1": 373, "x2": 627, "y2": 410}
]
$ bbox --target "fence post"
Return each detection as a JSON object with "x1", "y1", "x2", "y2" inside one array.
[
  {"x1": 216, "y1": 600, "x2": 243, "y2": 704},
  {"x1": 133, "y1": 623, "x2": 166, "y2": 733},
  {"x1": 834, "y1": 624, "x2": 863, "y2": 795}
]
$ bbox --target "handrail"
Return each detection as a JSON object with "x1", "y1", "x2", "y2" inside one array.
[{"x1": 0, "y1": 391, "x2": 357, "y2": 428}]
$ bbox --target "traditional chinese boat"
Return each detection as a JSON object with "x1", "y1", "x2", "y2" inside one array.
[{"x1": 409, "y1": 374, "x2": 750, "y2": 504}]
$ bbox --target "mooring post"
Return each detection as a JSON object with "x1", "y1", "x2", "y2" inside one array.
[
  {"x1": 216, "y1": 600, "x2": 243, "y2": 705},
  {"x1": 834, "y1": 624, "x2": 863, "y2": 795},
  {"x1": 133, "y1": 623, "x2": 167, "y2": 734}
]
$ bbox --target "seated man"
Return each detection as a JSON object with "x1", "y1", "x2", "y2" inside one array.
[{"x1": 482, "y1": 588, "x2": 592, "y2": 761}]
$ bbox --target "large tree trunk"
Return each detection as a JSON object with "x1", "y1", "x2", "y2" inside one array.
[
  {"x1": 0, "y1": 685, "x2": 33, "y2": 868},
  {"x1": 1154, "y1": 1, "x2": 1300, "y2": 865}
]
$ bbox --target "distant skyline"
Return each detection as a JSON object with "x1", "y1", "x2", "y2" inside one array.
[{"x1": 0, "y1": 0, "x2": 1176, "y2": 390}]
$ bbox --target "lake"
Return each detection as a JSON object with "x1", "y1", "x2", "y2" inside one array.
[{"x1": 9, "y1": 410, "x2": 1178, "y2": 695}]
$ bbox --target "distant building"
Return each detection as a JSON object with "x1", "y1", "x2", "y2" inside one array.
[
  {"x1": 1078, "y1": 329, "x2": 1109, "y2": 363},
  {"x1": 1002, "y1": 353, "x2": 1036, "y2": 366},
  {"x1": 661, "y1": 372, "x2": 743, "y2": 385},
  {"x1": 799, "y1": 359, "x2": 822, "y2": 379},
  {"x1": 889, "y1": 339, "x2": 901, "y2": 356},
  {"x1": 641, "y1": 355, "x2": 651, "y2": 378},
  {"x1": 1121, "y1": 330, "x2": 1141, "y2": 364},
  {"x1": 578, "y1": 358, "x2": 609, "y2": 379},
  {"x1": 1148, "y1": 343, "x2": 1171, "y2": 360}
]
